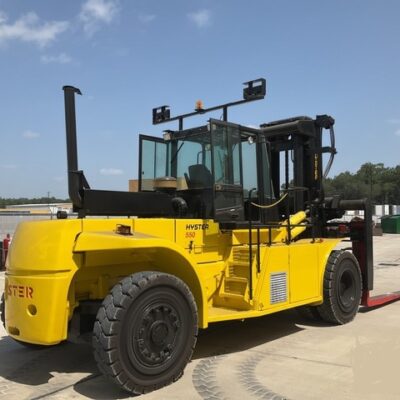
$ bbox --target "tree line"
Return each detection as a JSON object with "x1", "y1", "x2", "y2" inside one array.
[
  {"x1": 0, "y1": 197, "x2": 69, "y2": 209},
  {"x1": 1, "y1": 162, "x2": 399, "y2": 208},
  {"x1": 324, "y1": 163, "x2": 400, "y2": 204}
]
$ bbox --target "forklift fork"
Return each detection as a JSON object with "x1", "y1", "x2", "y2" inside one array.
[
  {"x1": 361, "y1": 290, "x2": 400, "y2": 308},
  {"x1": 344, "y1": 201, "x2": 400, "y2": 308}
]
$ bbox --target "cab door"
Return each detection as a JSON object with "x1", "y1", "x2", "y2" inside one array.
[
  {"x1": 138, "y1": 135, "x2": 170, "y2": 191},
  {"x1": 210, "y1": 120, "x2": 244, "y2": 222}
]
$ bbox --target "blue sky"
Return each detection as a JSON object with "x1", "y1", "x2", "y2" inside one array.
[{"x1": 0, "y1": 0, "x2": 399, "y2": 198}]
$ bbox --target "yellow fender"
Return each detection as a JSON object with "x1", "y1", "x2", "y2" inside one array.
[{"x1": 74, "y1": 231, "x2": 207, "y2": 327}]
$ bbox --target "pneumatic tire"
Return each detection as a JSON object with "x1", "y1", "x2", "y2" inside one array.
[
  {"x1": 93, "y1": 271, "x2": 198, "y2": 395},
  {"x1": 317, "y1": 250, "x2": 362, "y2": 325}
]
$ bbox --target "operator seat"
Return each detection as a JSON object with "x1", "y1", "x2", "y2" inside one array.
[
  {"x1": 186, "y1": 164, "x2": 213, "y2": 189},
  {"x1": 182, "y1": 164, "x2": 214, "y2": 218}
]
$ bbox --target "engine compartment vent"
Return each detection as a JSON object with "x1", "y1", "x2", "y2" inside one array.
[{"x1": 270, "y1": 272, "x2": 287, "y2": 304}]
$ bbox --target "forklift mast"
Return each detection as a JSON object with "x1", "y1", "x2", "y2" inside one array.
[{"x1": 261, "y1": 114, "x2": 336, "y2": 213}]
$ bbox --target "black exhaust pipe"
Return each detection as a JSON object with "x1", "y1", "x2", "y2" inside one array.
[
  {"x1": 61, "y1": 85, "x2": 175, "y2": 218},
  {"x1": 62, "y1": 86, "x2": 89, "y2": 210}
]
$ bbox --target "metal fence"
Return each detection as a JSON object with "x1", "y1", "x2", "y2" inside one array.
[
  {"x1": 0, "y1": 213, "x2": 67, "y2": 269},
  {"x1": 0, "y1": 213, "x2": 54, "y2": 239},
  {"x1": 0, "y1": 213, "x2": 130, "y2": 240}
]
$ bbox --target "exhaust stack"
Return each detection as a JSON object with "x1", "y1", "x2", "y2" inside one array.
[{"x1": 62, "y1": 86, "x2": 89, "y2": 210}]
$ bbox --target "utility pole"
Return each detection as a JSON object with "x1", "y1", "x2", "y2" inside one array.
[{"x1": 47, "y1": 191, "x2": 52, "y2": 219}]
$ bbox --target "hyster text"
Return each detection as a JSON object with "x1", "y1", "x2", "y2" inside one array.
[
  {"x1": 7, "y1": 284, "x2": 34, "y2": 299},
  {"x1": 186, "y1": 224, "x2": 209, "y2": 230}
]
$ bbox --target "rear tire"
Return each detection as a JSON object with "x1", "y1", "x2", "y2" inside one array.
[
  {"x1": 317, "y1": 250, "x2": 362, "y2": 325},
  {"x1": 93, "y1": 271, "x2": 198, "y2": 395}
]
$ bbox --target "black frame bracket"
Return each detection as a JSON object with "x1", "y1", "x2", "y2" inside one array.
[{"x1": 152, "y1": 78, "x2": 266, "y2": 130}]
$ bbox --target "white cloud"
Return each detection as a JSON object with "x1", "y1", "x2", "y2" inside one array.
[
  {"x1": 139, "y1": 14, "x2": 156, "y2": 24},
  {"x1": 100, "y1": 167, "x2": 124, "y2": 176},
  {"x1": 22, "y1": 130, "x2": 40, "y2": 139},
  {"x1": 187, "y1": 9, "x2": 211, "y2": 28},
  {"x1": 0, "y1": 10, "x2": 68, "y2": 47},
  {"x1": 80, "y1": 0, "x2": 119, "y2": 35},
  {"x1": 0, "y1": 11, "x2": 7, "y2": 24},
  {"x1": 40, "y1": 52, "x2": 72, "y2": 64},
  {"x1": 395, "y1": 129, "x2": 400, "y2": 137}
]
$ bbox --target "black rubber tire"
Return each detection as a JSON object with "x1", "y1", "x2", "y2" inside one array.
[
  {"x1": 93, "y1": 271, "x2": 198, "y2": 395},
  {"x1": 317, "y1": 250, "x2": 362, "y2": 325},
  {"x1": 0, "y1": 293, "x2": 5, "y2": 329},
  {"x1": 296, "y1": 305, "x2": 322, "y2": 321}
]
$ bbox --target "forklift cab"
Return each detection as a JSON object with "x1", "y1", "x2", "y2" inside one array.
[{"x1": 139, "y1": 119, "x2": 275, "y2": 223}]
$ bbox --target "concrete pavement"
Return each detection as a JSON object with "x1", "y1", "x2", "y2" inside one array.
[{"x1": 0, "y1": 235, "x2": 399, "y2": 400}]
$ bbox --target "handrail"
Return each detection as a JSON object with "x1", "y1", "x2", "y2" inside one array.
[{"x1": 247, "y1": 188, "x2": 257, "y2": 300}]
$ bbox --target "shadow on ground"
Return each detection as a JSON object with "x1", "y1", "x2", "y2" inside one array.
[
  {"x1": 193, "y1": 309, "x2": 307, "y2": 359},
  {"x1": 0, "y1": 337, "x2": 94, "y2": 385},
  {"x1": 0, "y1": 310, "x2": 317, "y2": 399},
  {"x1": 0, "y1": 335, "x2": 129, "y2": 399}
]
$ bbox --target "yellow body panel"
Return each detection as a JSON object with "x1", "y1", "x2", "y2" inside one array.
[
  {"x1": 4, "y1": 215, "x2": 341, "y2": 345},
  {"x1": 5, "y1": 220, "x2": 81, "y2": 344},
  {"x1": 5, "y1": 274, "x2": 72, "y2": 344}
]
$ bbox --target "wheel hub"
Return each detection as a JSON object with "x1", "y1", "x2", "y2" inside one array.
[
  {"x1": 135, "y1": 304, "x2": 180, "y2": 366},
  {"x1": 338, "y1": 269, "x2": 356, "y2": 311},
  {"x1": 150, "y1": 321, "x2": 169, "y2": 345}
]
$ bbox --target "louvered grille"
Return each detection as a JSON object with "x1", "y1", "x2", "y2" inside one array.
[{"x1": 270, "y1": 272, "x2": 287, "y2": 304}]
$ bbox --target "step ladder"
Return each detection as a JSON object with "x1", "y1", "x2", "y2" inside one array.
[{"x1": 213, "y1": 246, "x2": 255, "y2": 310}]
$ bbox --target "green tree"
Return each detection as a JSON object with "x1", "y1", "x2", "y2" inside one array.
[
  {"x1": 0, "y1": 197, "x2": 69, "y2": 208},
  {"x1": 324, "y1": 163, "x2": 400, "y2": 204}
]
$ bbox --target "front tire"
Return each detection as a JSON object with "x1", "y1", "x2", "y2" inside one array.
[
  {"x1": 317, "y1": 250, "x2": 362, "y2": 325},
  {"x1": 93, "y1": 272, "x2": 198, "y2": 395}
]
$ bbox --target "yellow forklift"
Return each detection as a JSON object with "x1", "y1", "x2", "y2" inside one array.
[{"x1": 1, "y1": 79, "x2": 399, "y2": 394}]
